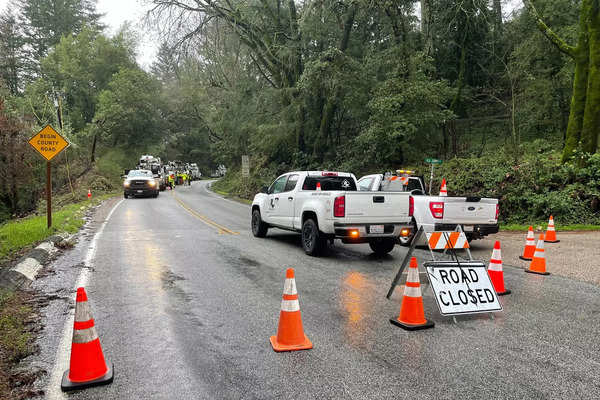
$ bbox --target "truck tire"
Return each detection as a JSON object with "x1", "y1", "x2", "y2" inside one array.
[
  {"x1": 124, "y1": 192, "x2": 128, "y2": 199},
  {"x1": 302, "y1": 218, "x2": 326, "y2": 256},
  {"x1": 369, "y1": 238, "x2": 396, "y2": 255},
  {"x1": 251, "y1": 209, "x2": 269, "y2": 238}
]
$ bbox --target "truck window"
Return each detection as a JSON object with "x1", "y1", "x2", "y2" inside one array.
[
  {"x1": 380, "y1": 177, "x2": 423, "y2": 192},
  {"x1": 284, "y1": 174, "x2": 299, "y2": 192},
  {"x1": 269, "y1": 176, "x2": 288, "y2": 194},
  {"x1": 358, "y1": 177, "x2": 374, "y2": 191},
  {"x1": 302, "y1": 176, "x2": 357, "y2": 191}
]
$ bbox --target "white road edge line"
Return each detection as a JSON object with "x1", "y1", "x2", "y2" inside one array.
[
  {"x1": 45, "y1": 199, "x2": 124, "y2": 400},
  {"x1": 202, "y1": 181, "x2": 250, "y2": 208}
]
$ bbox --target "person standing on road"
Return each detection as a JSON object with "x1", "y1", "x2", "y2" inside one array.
[{"x1": 168, "y1": 173, "x2": 175, "y2": 190}]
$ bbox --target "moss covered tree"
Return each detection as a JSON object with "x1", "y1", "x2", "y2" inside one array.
[{"x1": 525, "y1": 0, "x2": 600, "y2": 162}]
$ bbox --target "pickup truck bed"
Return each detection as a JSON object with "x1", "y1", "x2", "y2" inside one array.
[{"x1": 358, "y1": 173, "x2": 499, "y2": 245}]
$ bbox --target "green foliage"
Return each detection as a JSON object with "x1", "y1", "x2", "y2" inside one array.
[
  {"x1": 94, "y1": 68, "x2": 164, "y2": 147},
  {"x1": 419, "y1": 144, "x2": 600, "y2": 225},
  {"x1": 0, "y1": 290, "x2": 31, "y2": 362},
  {"x1": 0, "y1": 194, "x2": 114, "y2": 261}
]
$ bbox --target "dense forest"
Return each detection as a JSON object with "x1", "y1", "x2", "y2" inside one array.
[{"x1": 0, "y1": 0, "x2": 599, "y2": 225}]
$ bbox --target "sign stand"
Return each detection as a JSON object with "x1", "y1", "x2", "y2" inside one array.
[
  {"x1": 386, "y1": 226, "x2": 425, "y2": 299},
  {"x1": 28, "y1": 125, "x2": 70, "y2": 229},
  {"x1": 46, "y1": 162, "x2": 52, "y2": 228},
  {"x1": 388, "y1": 226, "x2": 500, "y2": 324}
]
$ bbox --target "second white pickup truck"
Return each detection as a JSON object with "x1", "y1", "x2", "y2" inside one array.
[
  {"x1": 358, "y1": 172, "x2": 499, "y2": 246},
  {"x1": 251, "y1": 171, "x2": 413, "y2": 256}
]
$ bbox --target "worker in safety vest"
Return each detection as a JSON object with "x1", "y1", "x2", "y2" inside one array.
[{"x1": 168, "y1": 173, "x2": 175, "y2": 190}]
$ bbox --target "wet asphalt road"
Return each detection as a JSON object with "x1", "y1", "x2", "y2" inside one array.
[{"x1": 30, "y1": 181, "x2": 600, "y2": 399}]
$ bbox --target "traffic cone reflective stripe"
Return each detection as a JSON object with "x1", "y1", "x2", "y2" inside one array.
[
  {"x1": 270, "y1": 268, "x2": 312, "y2": 352},
  {"x1": 439, "y1": 179, "x2": 447, "y2": 197},
  {"x1": 61, "y1": 288, "x2": 113, "y2": 391},
  {"x1": 519, "y1": 226, "x2": 536, "y2": 261},
  {"x1": 545, "y1": 216, "x2": 560, "y2": 243},
  {"x1": 390, "y1": 257, "x2": 434, "y2": 331},
  {"x1": 487, "y1": 241, "x2": 511, "y2": 295},
  {"x1": 526, "y1": 234, "x2": 550, "y2": 275}
]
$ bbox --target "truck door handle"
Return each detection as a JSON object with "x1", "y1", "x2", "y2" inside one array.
[
  {"x1": 373, "y1": 196, "x2": 385, "y2": 203},
  {"x1": 288, "y1": 197, "x2": 293, "y2": 201}
]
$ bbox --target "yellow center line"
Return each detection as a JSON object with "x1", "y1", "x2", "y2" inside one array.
[{"x1": 171, "y1": 191, "x2": 239, "y2": 235}]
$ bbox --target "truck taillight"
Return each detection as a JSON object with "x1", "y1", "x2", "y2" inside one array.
[
  {"x1": 322, "y1": 171, "x2": 338, "y2": 176},
  {"x1": 495, "y1": 204, "x2": 499, "y2": 220},
  {"x1": 334, "y1": 195, "x2": 345, "y2": 217},
  {"x1": 409, "y1": 196, "x2": 414, "y2": 217},
  {"x1": 429, "y1": 201, "x2": 444, "y2": 219}
]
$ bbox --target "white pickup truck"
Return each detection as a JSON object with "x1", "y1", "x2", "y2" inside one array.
[
  {"x1": 251, "y1": 171, "x2": 413, "y2": 256},
  {"x1": 358, "y1": 172, "x2": 499, "y2": 246}
]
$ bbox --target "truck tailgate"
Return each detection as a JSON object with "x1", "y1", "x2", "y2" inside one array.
[
  {"x1": 442, "y1": 197, "x2": 497, "y2": 224},
  {"x1": 343, "y1": 192, "x2": 410, "y2": 223}
]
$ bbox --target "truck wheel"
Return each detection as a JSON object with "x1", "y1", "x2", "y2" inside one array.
[
  {"x1": 302, "y1": 219, "x2": 326, "y2": 256},
  {"x1": 124, "y1": 192, "x2": 128, "y2": 199},
  {"x1": 369, "y1": 238, "x2": 396, "y2": 255},
  {"x1": 251, "y1": 209, "x2": 269, "y2": 238}
]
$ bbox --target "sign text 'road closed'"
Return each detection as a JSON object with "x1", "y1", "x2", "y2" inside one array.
[
  {"x1": 425, "y1": 261, "x2": 502, "y2": 316},
  {"x1": 28, "y1": 125, "x2": 70, "y2": 161}
]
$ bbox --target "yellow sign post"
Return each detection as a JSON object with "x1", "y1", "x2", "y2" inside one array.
[{"x1": 28, "y1": 125, "x2": 70, "y2": 228}]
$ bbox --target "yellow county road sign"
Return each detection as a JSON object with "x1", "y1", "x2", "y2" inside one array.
[{"x1": 28, "y1": 125, "x2": 70, "y2": 161}]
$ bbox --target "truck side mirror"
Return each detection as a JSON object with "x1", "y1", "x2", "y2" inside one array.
[{"x1": 261, "y1": 186, "x2": 269, "y2": 194}]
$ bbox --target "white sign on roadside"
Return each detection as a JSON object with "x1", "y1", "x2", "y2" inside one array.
[
  {"x1": 242, "y1": 155, "x2": 250, "y2": 178},
  {"x1": 425, "y1": 261, "x2": 502, "y2": 316}
]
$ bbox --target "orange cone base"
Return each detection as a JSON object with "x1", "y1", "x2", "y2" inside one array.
[
  {"x1": 519, "y1": 256, "x2": 532, "y2": 261},
  {"x1": 61, "y1": 362, "x2": 113, "y2": 392},
  {"x1": 544, "y1": 239, "x2": 560, "y2": 243},
  {"x1": 390, "y1": 318, "x2": 434, "y2": 331},
  {"x1": 269, "y1": 335, "x2": 312, "y2": 352},
  {"x1": 525, "y1": 269, "x2": 550, "y2": 276},
  {"x1": 496, "y1": 289, "x2": 511, "y2": 296}
]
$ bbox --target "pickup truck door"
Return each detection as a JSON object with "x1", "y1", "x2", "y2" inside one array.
[
  {"x1": 266, "y1": 175, "x2": 288, "y2": 223},
  {"x1": 277, "y1": 174, "x2": 299, "y2": 228}
]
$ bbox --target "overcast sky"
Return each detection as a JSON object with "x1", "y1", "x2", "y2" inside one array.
[{"x1": 0, "y1": 0, "x2": 524, "y2": 69}]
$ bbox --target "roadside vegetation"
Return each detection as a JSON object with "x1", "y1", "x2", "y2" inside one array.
[{"x1": 0, "y1": 290, "x2": 39, "y2": 400}]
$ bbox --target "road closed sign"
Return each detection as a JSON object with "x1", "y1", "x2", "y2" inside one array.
[{"x1": 425, "y1": 261, "x2": 502, "y2": 316}]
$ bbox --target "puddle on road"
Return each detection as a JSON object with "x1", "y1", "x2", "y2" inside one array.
[{"x1": 340, "y1": 271, "x2": 378, "y2": 347}]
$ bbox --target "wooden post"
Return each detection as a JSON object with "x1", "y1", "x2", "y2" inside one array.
[{"x1": 47, "y1": 161, "x2": 52, "y2": 228}]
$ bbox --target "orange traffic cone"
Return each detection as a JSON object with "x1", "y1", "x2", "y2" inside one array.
[
  {"x1": 270, "y1": 268, "x2": 313, "y2": 352},
  {"x1": 87, "y1": 189, "x2": 92, "y2": 199},
  {"x1": 61, "y1": 288, "x2": 113, "y2": 391},
  {"x1": 519, "y1": 226, "x2": 536, "y2": 261},
  {"x1": 439, "y1": 179, "x2": 447, "y2": 197},
  {"x1": 525, "y1": 234, "x2": 550, "y2": 276},
  {"x1": 488, "y1": 241, "x2": 511, "y2": 295},
  {"x1": 316, "y1": 181, "x2": 321, "y2": 191},
  {"x1": 390, "y1": 257, "x2": 434, "y2": 331},
  {"x1": 544, "y1": 216, "x2": 560, "y2": 243}
]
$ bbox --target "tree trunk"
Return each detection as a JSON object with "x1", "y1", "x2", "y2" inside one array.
[
  {"x1": 493, "y1": 0, "x2": 502, "y2": 35},
  {"x1": 421, "y1": 0, "x2": 433, "y2": 55},
  {"x1": 316, "y1": 4, "x2": 357, "y2": 159},
  {"x1": 525, "y1": 0, "x2": 599, "y2": 162},
  {"x1": 581, "y1": 9, "x2": 600, "y2": 155},
  {"x1": 90, "y1": 133, "x2": 97, "y2": 163},
  {"x1": 562, "y1": 55, "x2": 589, "y2": 161}
]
